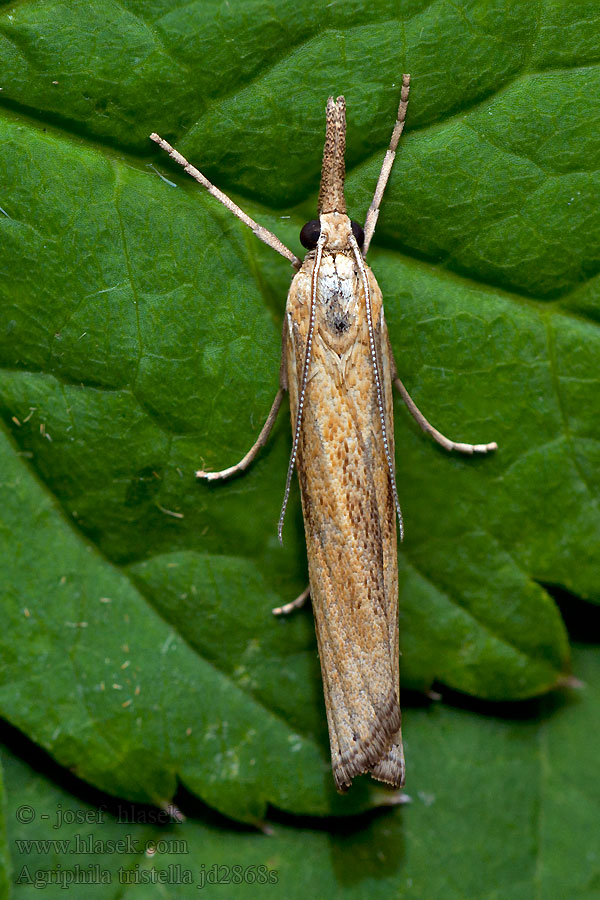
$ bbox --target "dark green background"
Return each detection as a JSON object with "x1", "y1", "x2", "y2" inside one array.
[{"x1": 0, "y1": 0, "x2": 598, "y2": 895}]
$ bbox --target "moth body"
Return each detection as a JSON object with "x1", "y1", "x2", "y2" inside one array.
[
  {"x1": 152, "y1": 73, "x2": 497, "y2": 796},
  {"x1": 285, "y1": 221, "x2": 404, "y2": 791}
]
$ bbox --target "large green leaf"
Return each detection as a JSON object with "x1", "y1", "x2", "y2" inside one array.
[
  {"x1": 5, "y1": 644, "x2": 600, "y2": 899},
  {"x1": 0, "y1": 0, "x2": 598, "y2": 822},
  {"x1": 0, "y1": 755, "x2": 9, "y2": 897}
]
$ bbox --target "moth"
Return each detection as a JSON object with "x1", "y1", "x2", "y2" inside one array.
[{"x1": 150, "y1": 74, "x2": 497, "y2": 793}]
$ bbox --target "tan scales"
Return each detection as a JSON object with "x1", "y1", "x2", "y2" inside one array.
[{"x1": 150, "y1": 74, "x2": 497, "y2": 793}]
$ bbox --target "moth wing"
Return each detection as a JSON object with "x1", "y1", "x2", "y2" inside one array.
[
  {"x1": 285, "y1": 266, "x2": 404, "y2": 791},
  {"x1": 369, "y1": 308, "x2": 404, "y2": 788}
]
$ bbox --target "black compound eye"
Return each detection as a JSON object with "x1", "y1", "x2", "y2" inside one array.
[
  {"x1": 351, "y1": 220, "x2": 364, "y2": 249},
  {"x1": 300, "y1": 219, "x2": 321, "y2": 249}
]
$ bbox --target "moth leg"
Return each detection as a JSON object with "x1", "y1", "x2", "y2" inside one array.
[
  {"x1": 150, "y1": 134, "x2": 301, "y2": 269},
  {"x1": 362, "y1": 74, "x2": 411, "y2": 256},
  {"x1": 272, "y1": 586, "x2": 310, "y2": 616},
  {"x1": 196, "y1": 388, "x2": 285, "y2": 481},
  {"x1": 393, "y1": 375, "x2": 497, "y2": 455}
]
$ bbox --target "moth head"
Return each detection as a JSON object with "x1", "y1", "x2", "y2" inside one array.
[
  {"x1": 302, "y1": 96, "x2": 365, "y2": 253},
  {"x1": 300, "y1": 215, "x2": 364, "y2": 252}
]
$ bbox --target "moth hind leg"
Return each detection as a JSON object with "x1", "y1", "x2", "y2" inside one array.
[{"x1": 272, "y1": 586, "x2": 310, "y2": 616}]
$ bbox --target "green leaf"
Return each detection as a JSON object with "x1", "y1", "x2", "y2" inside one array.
[
  {"x1": 0, "y1": 756, "x2": 10, "y2": 896},
  {"x1": 0, "y1": 0, "x2": 598, "y2": 820},
  {"x1": 4, "y1": 644, "x2": 600, "y2": 899}
]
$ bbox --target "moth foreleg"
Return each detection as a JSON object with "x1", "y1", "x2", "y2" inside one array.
[
  {"x1": 150, "y1": 134, "x2": 301, "y2": 268},
  {"x1": 196, "y1": 387, "x2": 285, "y2": 481},
  {"x1": 362, "y1": 73, "x2": 411, "y2": 256},
  {"x1": 272, "y1": 585, "x2": 310, "y2": 616},
  {"x1": 393, "y1": 375, "x2": 498, "y2": 455}
]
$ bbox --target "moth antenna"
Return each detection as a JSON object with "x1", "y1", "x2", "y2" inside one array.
[
  {"x1": 350, "y1": 235, "x2": 404, "y2": 540},
  {"x1": 278, "y1": 234, "x2": 326, "y2": 543}
]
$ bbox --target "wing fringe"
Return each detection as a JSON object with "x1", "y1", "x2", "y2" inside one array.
[{"x1": 333, "y1": 693, "x2": 404, "y2": 792}]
